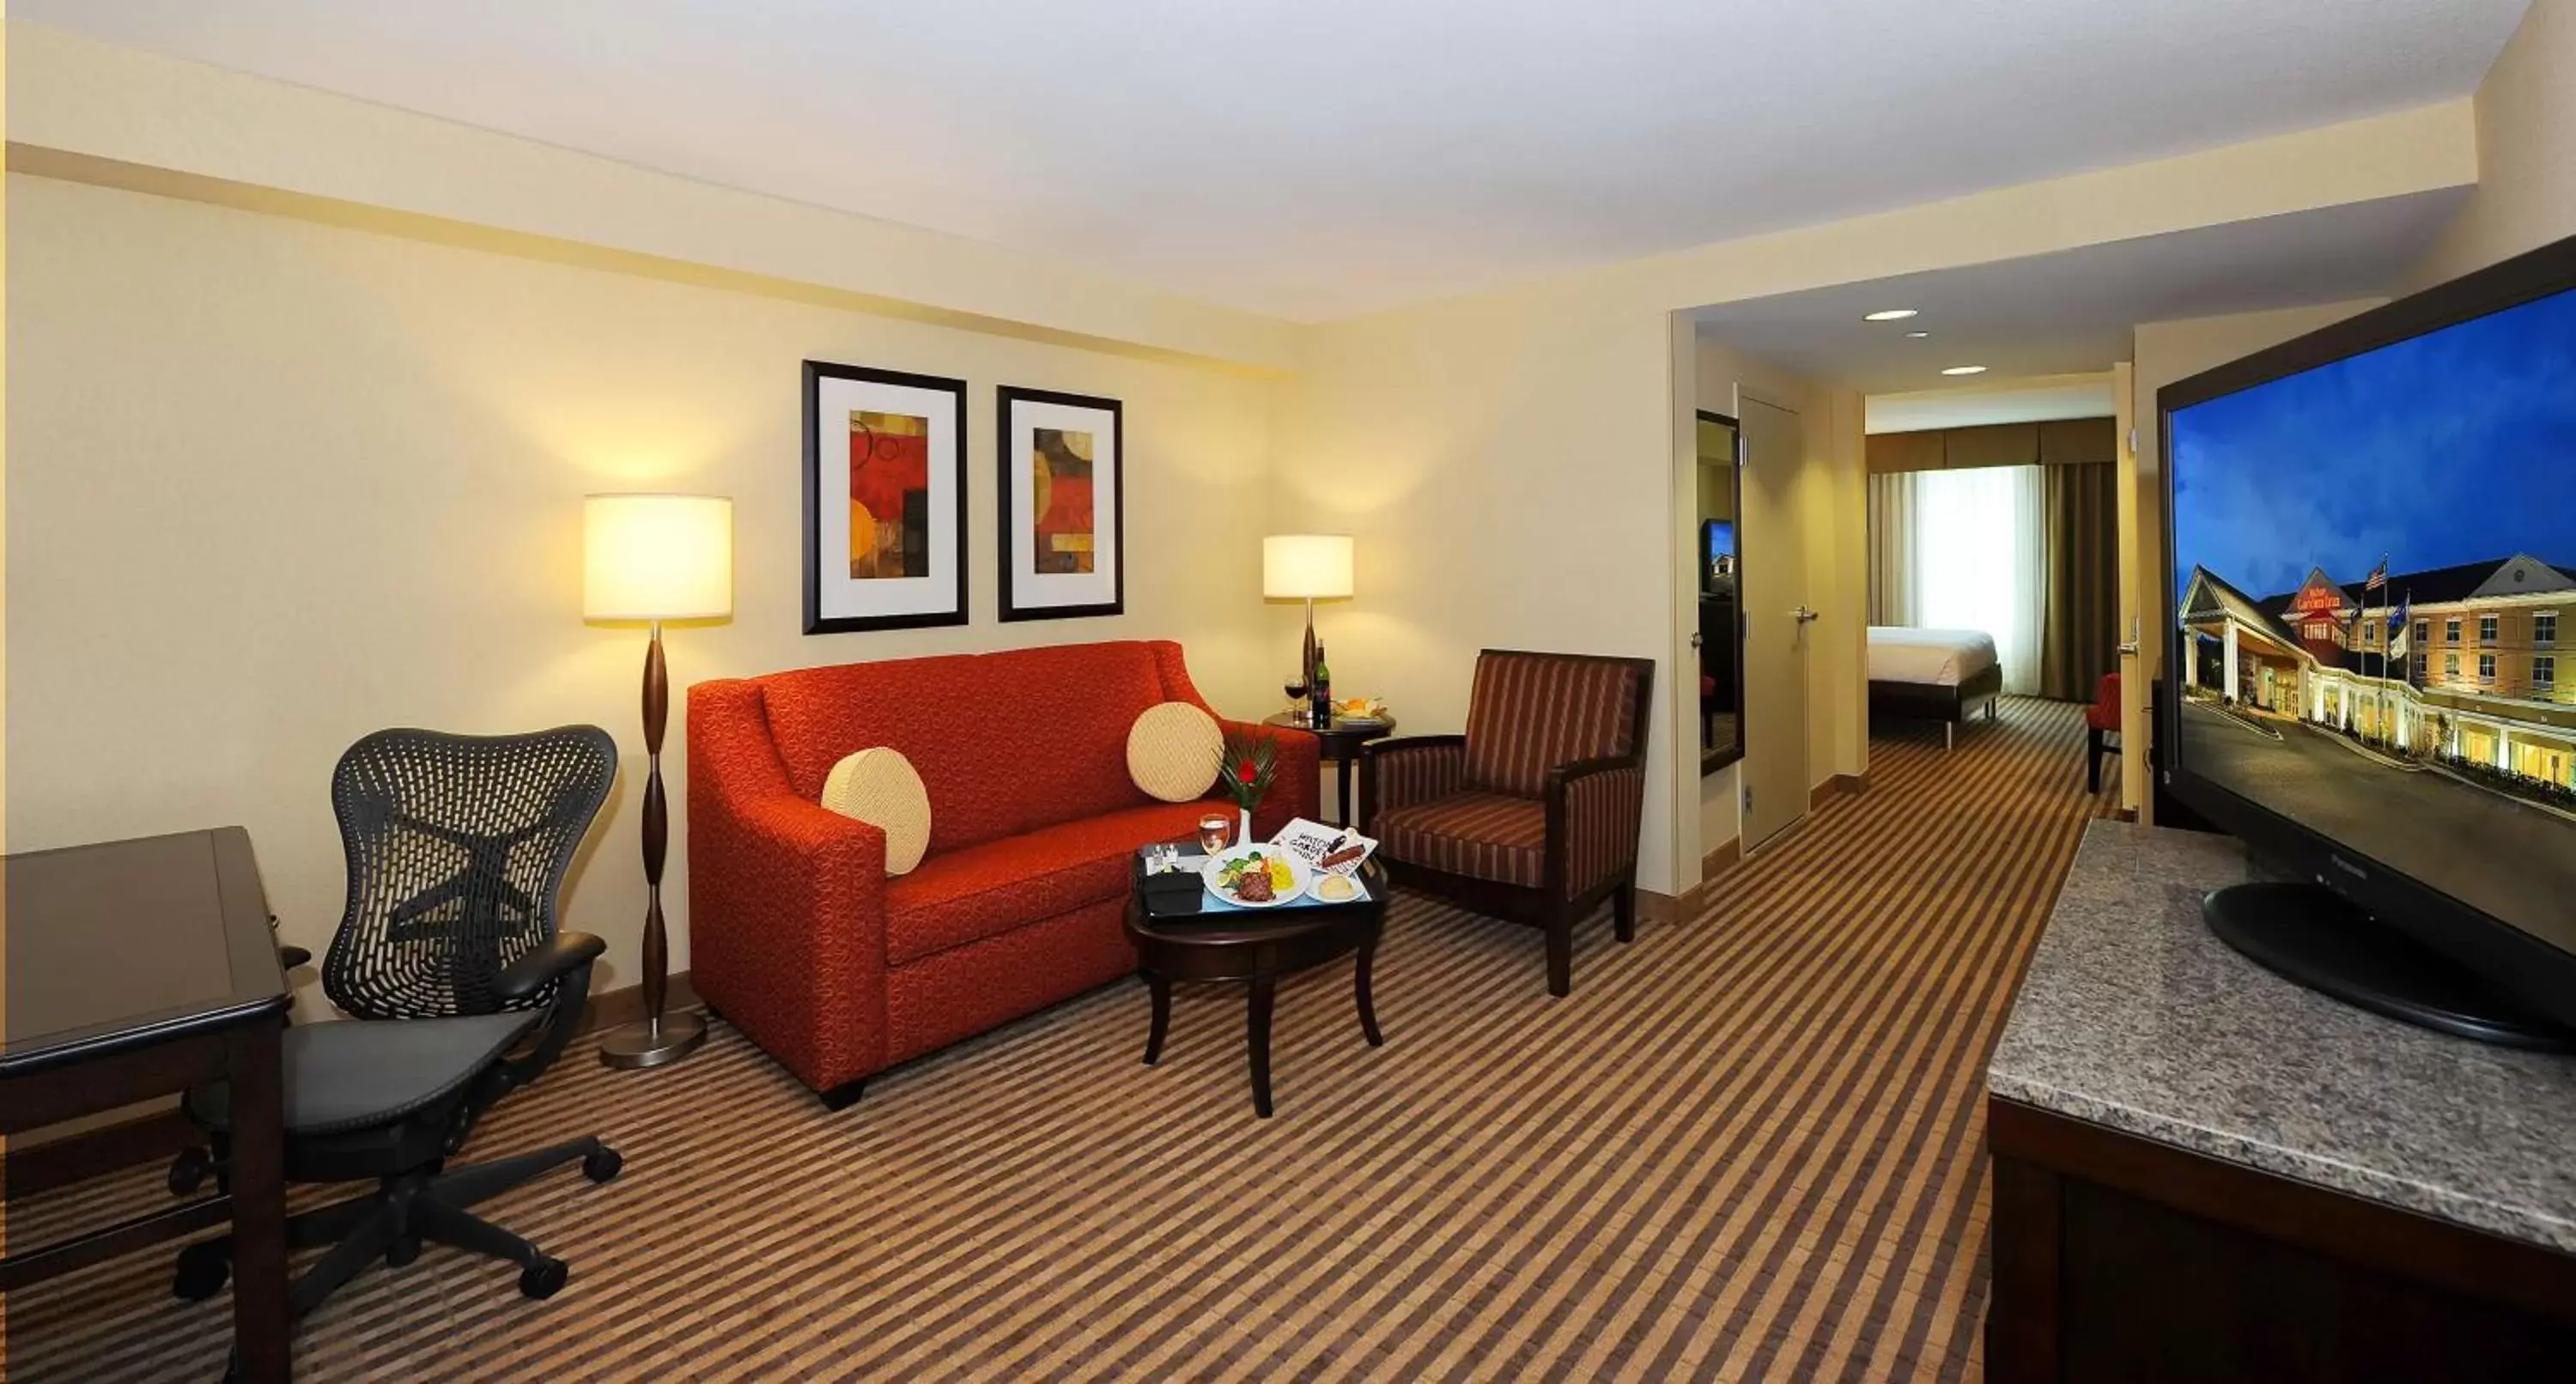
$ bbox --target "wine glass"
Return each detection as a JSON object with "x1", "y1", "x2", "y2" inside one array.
[
  {"x1": 1197, "y1": 812, "x2": 1233, "y2": 854},
  {"x1": 1284, "y1": 672, "x2": 1310, "y2": 725}
]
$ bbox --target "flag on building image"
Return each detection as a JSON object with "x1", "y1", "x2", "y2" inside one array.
[
  {"x1": 2365, "y1": 556, "x2": 2389, "y2": 593},
  {"x1": 2388, "y1": 594, "x2": 2411, "y2": 657}
]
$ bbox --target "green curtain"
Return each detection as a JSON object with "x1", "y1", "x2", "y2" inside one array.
[{"x1": 2039, "y1": 462, "x2": 2119, "y2": 701}]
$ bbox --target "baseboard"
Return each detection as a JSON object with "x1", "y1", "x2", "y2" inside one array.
[
  {"x1": 1639, "y1": 838, "x2": 1743, "y2": 926},
  {"x1": 2, "y1": 971, "x2": 704, "y2": 1196},
  {"x1": 1808, "y1": 774, "x2": 1867, "y2": 810},
  {"x1": 1701, "y1": 838, "x2": 1741, "y2": 882},
  {"x1": 580, "y1": 969, "x2": 701, "y2": 1037}
]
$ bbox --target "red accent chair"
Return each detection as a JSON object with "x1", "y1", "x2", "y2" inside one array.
[
  {"x1": 686, "y1": 640, "x2": 1317, "y2": 1108},
  {"x1": 2085, "y1": 671, "x2": 2123, "y2": 795},
  {"x1": 1361, "y1": 649, "x2": 1656, "y2": 997}
]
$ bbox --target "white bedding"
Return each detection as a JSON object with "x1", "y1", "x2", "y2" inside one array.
[{"x1": 1868, "y1": 627, "x2": 1999, "y2": 687}]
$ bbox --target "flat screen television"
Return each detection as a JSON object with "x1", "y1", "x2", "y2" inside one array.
[{"x1": 2162, "y1": 231, "x2": 2576, "y2": 1047}]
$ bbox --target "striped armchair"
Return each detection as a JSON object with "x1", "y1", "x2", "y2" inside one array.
[{"x1": 1362, "y1": 649, "x2": 1656, "y2": 996}]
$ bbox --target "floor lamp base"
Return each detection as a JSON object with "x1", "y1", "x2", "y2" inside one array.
[{"x1": 598, "y1": 1009, "x2": 708, "y2": 1070}]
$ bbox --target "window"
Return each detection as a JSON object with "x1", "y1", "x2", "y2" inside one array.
[
  {"x1": 2415, "y1": 652, "x2": 2428, "y2": 682},
  {"x1": 2415, "y1": 619, "x2": 2430, "y2": 646},
  {"x1": 2447, "y1": 617, "x2": 2463, "y2": 643},
  {"x1": 2539, "y1": 656, "x2": 2557, "y2": 689},
  {"x1": 2479, "y1": 653, "x2": 2496, "y2": 682},
  {"x1": 2480, "y1": 614, "x2": 2499, "y2": 643},
  {"x1": 2539, "y1": 612, "x2": 2559, "y2": 647},
  {"x1": 2445, "y1": 653, "x2": 2460, "y2": 677},
  {"x1": 2362, "y1": 623, "x2": 2379, "y2": 647}
]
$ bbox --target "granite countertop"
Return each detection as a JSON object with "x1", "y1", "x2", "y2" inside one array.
[{"x1": 1990, "y1": 820, "x2": 2576, "y2": 1254}]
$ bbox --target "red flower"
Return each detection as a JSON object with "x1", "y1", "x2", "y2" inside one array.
[{"x1": 1236, "y1": 761, "x2": 1259, "y2": 785}]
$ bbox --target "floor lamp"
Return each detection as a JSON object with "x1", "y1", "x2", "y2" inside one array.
[{"x1": 585, "y1": 493, "x2": 732, "y2": 1070}]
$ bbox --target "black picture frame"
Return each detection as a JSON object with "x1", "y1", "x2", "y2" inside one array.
[
  {"x1": 803, "y1": 360, "x2": 970, "y2": 634},
  {"x1": 996, "y1": 385, "x2": 1125, "y2": 622}
]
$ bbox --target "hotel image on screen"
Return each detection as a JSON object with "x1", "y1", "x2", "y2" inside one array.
[{"x1": 2170, "y1": 282, "x2": 2576, "y2": 952}]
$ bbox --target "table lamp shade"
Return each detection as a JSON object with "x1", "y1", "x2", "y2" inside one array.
[
  {"x1": 584, "y1": 494, "x2": 733, "y2": 622},
  {"x1": 1264, "y1": 534, "x2": 1355, "y2": 600}
]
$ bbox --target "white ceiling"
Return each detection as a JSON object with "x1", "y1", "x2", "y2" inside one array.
[
  {"x1": 1692, "y1": 189, "x2": 2465, "y2": 393},
  {"x1": 1864, "y1": 375, "x2": 2117, "y2": 434},
  {"x1": 16, "y1": 1, "x2": 2526, "y2": 321}
]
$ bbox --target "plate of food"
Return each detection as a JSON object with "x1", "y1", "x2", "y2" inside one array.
[{"x1": 1202, "y1": 843, "x2": 1311, "y2": 907}]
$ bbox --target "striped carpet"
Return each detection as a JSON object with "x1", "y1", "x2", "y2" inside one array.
[{"x1": 5, "y1": 698, "x2": 2113, "y2": 1381}]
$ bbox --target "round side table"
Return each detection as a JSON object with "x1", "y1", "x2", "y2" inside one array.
[{"x1": 1263, "y1": 713, "x2": 1397, "y2": 826}]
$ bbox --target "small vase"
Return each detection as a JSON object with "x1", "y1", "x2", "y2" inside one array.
[{"x1": 1238, "y1": 806, "x2": 1255, "y2": 847}]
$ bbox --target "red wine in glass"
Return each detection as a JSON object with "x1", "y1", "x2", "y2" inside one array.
[{"x1": 1285, "y1": 674, "x2": 1310, "y2": 724}]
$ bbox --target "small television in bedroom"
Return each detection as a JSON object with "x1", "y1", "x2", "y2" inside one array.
[
  {"x1": 2161, "y1": 230, "x2": 2576, "y2": 1047},
  {"x1": 1704, "y1": 520, "x2": 1735, "y2": 581}
]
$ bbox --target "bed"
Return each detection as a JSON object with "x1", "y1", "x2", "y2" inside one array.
[{"x1": 1868, "y1": 626, "x2": 2002, "y2": 749}]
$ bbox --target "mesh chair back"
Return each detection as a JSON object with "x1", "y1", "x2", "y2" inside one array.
[{"x1": 323, "y1": 725, "x2": 618, "y2": 1021}]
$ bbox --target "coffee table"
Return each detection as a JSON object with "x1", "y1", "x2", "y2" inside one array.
[{"x1": 1124, "y1": 849, "x2": 1389, "y2": 1117}]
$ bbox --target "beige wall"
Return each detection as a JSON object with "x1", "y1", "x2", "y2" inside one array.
[
  {"x1": 4, "y1": 175, "x2": 1285, "y2": 1011},
  {"x1": 2414, "y1": 0, "x2": 2576, "y2": 287},
  {"x1": 2122, "y1": 300, "x2": 2385, "y2": 818},
  {"x1": 1, "y1": 24, "x2": 2502, "y2": 951}
]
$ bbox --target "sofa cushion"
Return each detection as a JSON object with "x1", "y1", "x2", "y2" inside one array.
[
  {"x1": 1462, "y1": 652, "x2": 1643, "y2": 798},
  {"x1": 760, "y1": 642, "x2": 1178, "y2": 853},
  {"x1": 820, "y1": 747, "x2": 933, "y2": 875},
  {"x1": 1127, "y1": 701, "x2": 1224, "y2": 802},
  {"x1": 884, "y1": 800, "x2": 1212, "y2": 965},
  {"x1": 1377, "y1": 791, "x2": 1547, "y2": 889}
]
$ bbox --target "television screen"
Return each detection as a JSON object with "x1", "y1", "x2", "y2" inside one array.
[
  {"x1": 1705, "y1": 520, "x2": 1735, "y2": 562},
  {"x1": 2169, "y1": 282, "x2": 2576, "y2": 961}
]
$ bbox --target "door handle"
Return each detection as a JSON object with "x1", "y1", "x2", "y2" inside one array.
[
  {"x1": 1790, "y1": 605, "x2": 1820, "y2": 624},
  {"x1": 2117, "y1": 616, "x2": 2142, "y2": 658}
]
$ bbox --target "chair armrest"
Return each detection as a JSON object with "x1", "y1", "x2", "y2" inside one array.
[
  {"x1": 1545, "y1": 756, "x2": 1648, "y2": 900},
  {"x1": 492, "y1": 931, "x2": 608, "y2": 1005},
  {"x1": 1360, "y1": 735, "x2": 1467, "y2": 830},
  {"x1": 1215, "y1": 717, "x2": 1321, "y2": 837}
]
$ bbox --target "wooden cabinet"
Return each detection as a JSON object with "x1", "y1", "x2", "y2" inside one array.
[{"x1": 1986, "y1": 1098, "x2": 2576, "y2": 1383}]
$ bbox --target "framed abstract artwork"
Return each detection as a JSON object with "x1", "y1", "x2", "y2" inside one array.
[
  {"x1": 997, "y1": 386, "x2": 1124, "y2": 622},
  {"x1": 803, "y1": 361, "x2": 969, "y2": 634}
]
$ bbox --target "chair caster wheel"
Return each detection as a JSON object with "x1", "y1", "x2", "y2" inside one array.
[
  {"x1": 169, "y1": 1147, "x2": 211, "y2": 1197},
  {"x1": 582, "y1": 1146, "x2": 623, "y2": 1184},
  {"x1": 386, "y1": 1234, "x2": 422, "y2": 1268},
  {"x1": 173, "y1": 1241, "x2": 232, "y2": 1301},
  {"x1": 519, "y1": 1255, "x2": 569, "y2": 1300}
]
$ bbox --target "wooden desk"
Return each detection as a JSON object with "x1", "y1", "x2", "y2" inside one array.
[{"x1": 2, "y1": 828, "x2": 294, "y2": 1381}]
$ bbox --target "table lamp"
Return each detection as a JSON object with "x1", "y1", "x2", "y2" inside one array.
[
  {"x1": 1264, "y1": 534, "x2": 1355, "y2": 686},
  {"x1": 585, "y1": 493, "x2": 732, "y2": 1070}
]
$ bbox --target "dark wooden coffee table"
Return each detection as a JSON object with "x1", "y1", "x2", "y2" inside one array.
[{"x1": 1125, "y1": 853, "x2": 1388, "y2": 1117}]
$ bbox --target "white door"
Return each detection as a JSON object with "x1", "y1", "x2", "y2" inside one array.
[{"x1": 1738, "y1": 394, "x2": 1810, "y2": 851}]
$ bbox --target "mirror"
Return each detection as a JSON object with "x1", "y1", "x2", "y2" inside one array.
[{"x1": 1696, "y1": 411, "x2": 1745, "y2": 773}]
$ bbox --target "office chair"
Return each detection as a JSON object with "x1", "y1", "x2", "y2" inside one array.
[{"x1": 170, "y1": 725, "x2": 626, "y2": 1319}]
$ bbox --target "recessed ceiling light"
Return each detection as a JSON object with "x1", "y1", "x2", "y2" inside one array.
[
  {"x1": 1863, "y1": 308, "x2": 1920, "y2": 322},
  {"x1": 1941, "y1": 365, "x2": 1988, "y2": 376},
  {"x1": 1905, "y1": 331, "x2": 1930, "y2": 338}
]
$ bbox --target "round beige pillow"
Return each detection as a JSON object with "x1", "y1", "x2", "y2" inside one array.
[
  {"x1": 820, "y1": 747, "x2": 932, "y2": 876},
  {"x1": 1127, "y1": 701, "x2": 1224, "y2": 803}
]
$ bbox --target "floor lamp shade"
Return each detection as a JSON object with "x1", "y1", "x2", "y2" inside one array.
[
  {"x1": 585, "y1": 495, "x2": 733, "y2": 622},
  {"x1": 1263, "y1": 534, "x2": 1355, "y2": 601}
]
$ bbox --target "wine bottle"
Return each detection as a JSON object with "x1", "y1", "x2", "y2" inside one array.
[{"x1": 1310, "y1": 645, "x2": 1334, "y2": 726}]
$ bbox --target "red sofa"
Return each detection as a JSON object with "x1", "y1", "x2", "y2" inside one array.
[{"x1": 686, "y1": 640, "x2": 1317, "y2": 1106}]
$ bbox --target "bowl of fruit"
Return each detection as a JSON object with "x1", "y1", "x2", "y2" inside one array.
[{"x1": 1202, "y1": 844, "x2": 1311, "y2": 907}]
